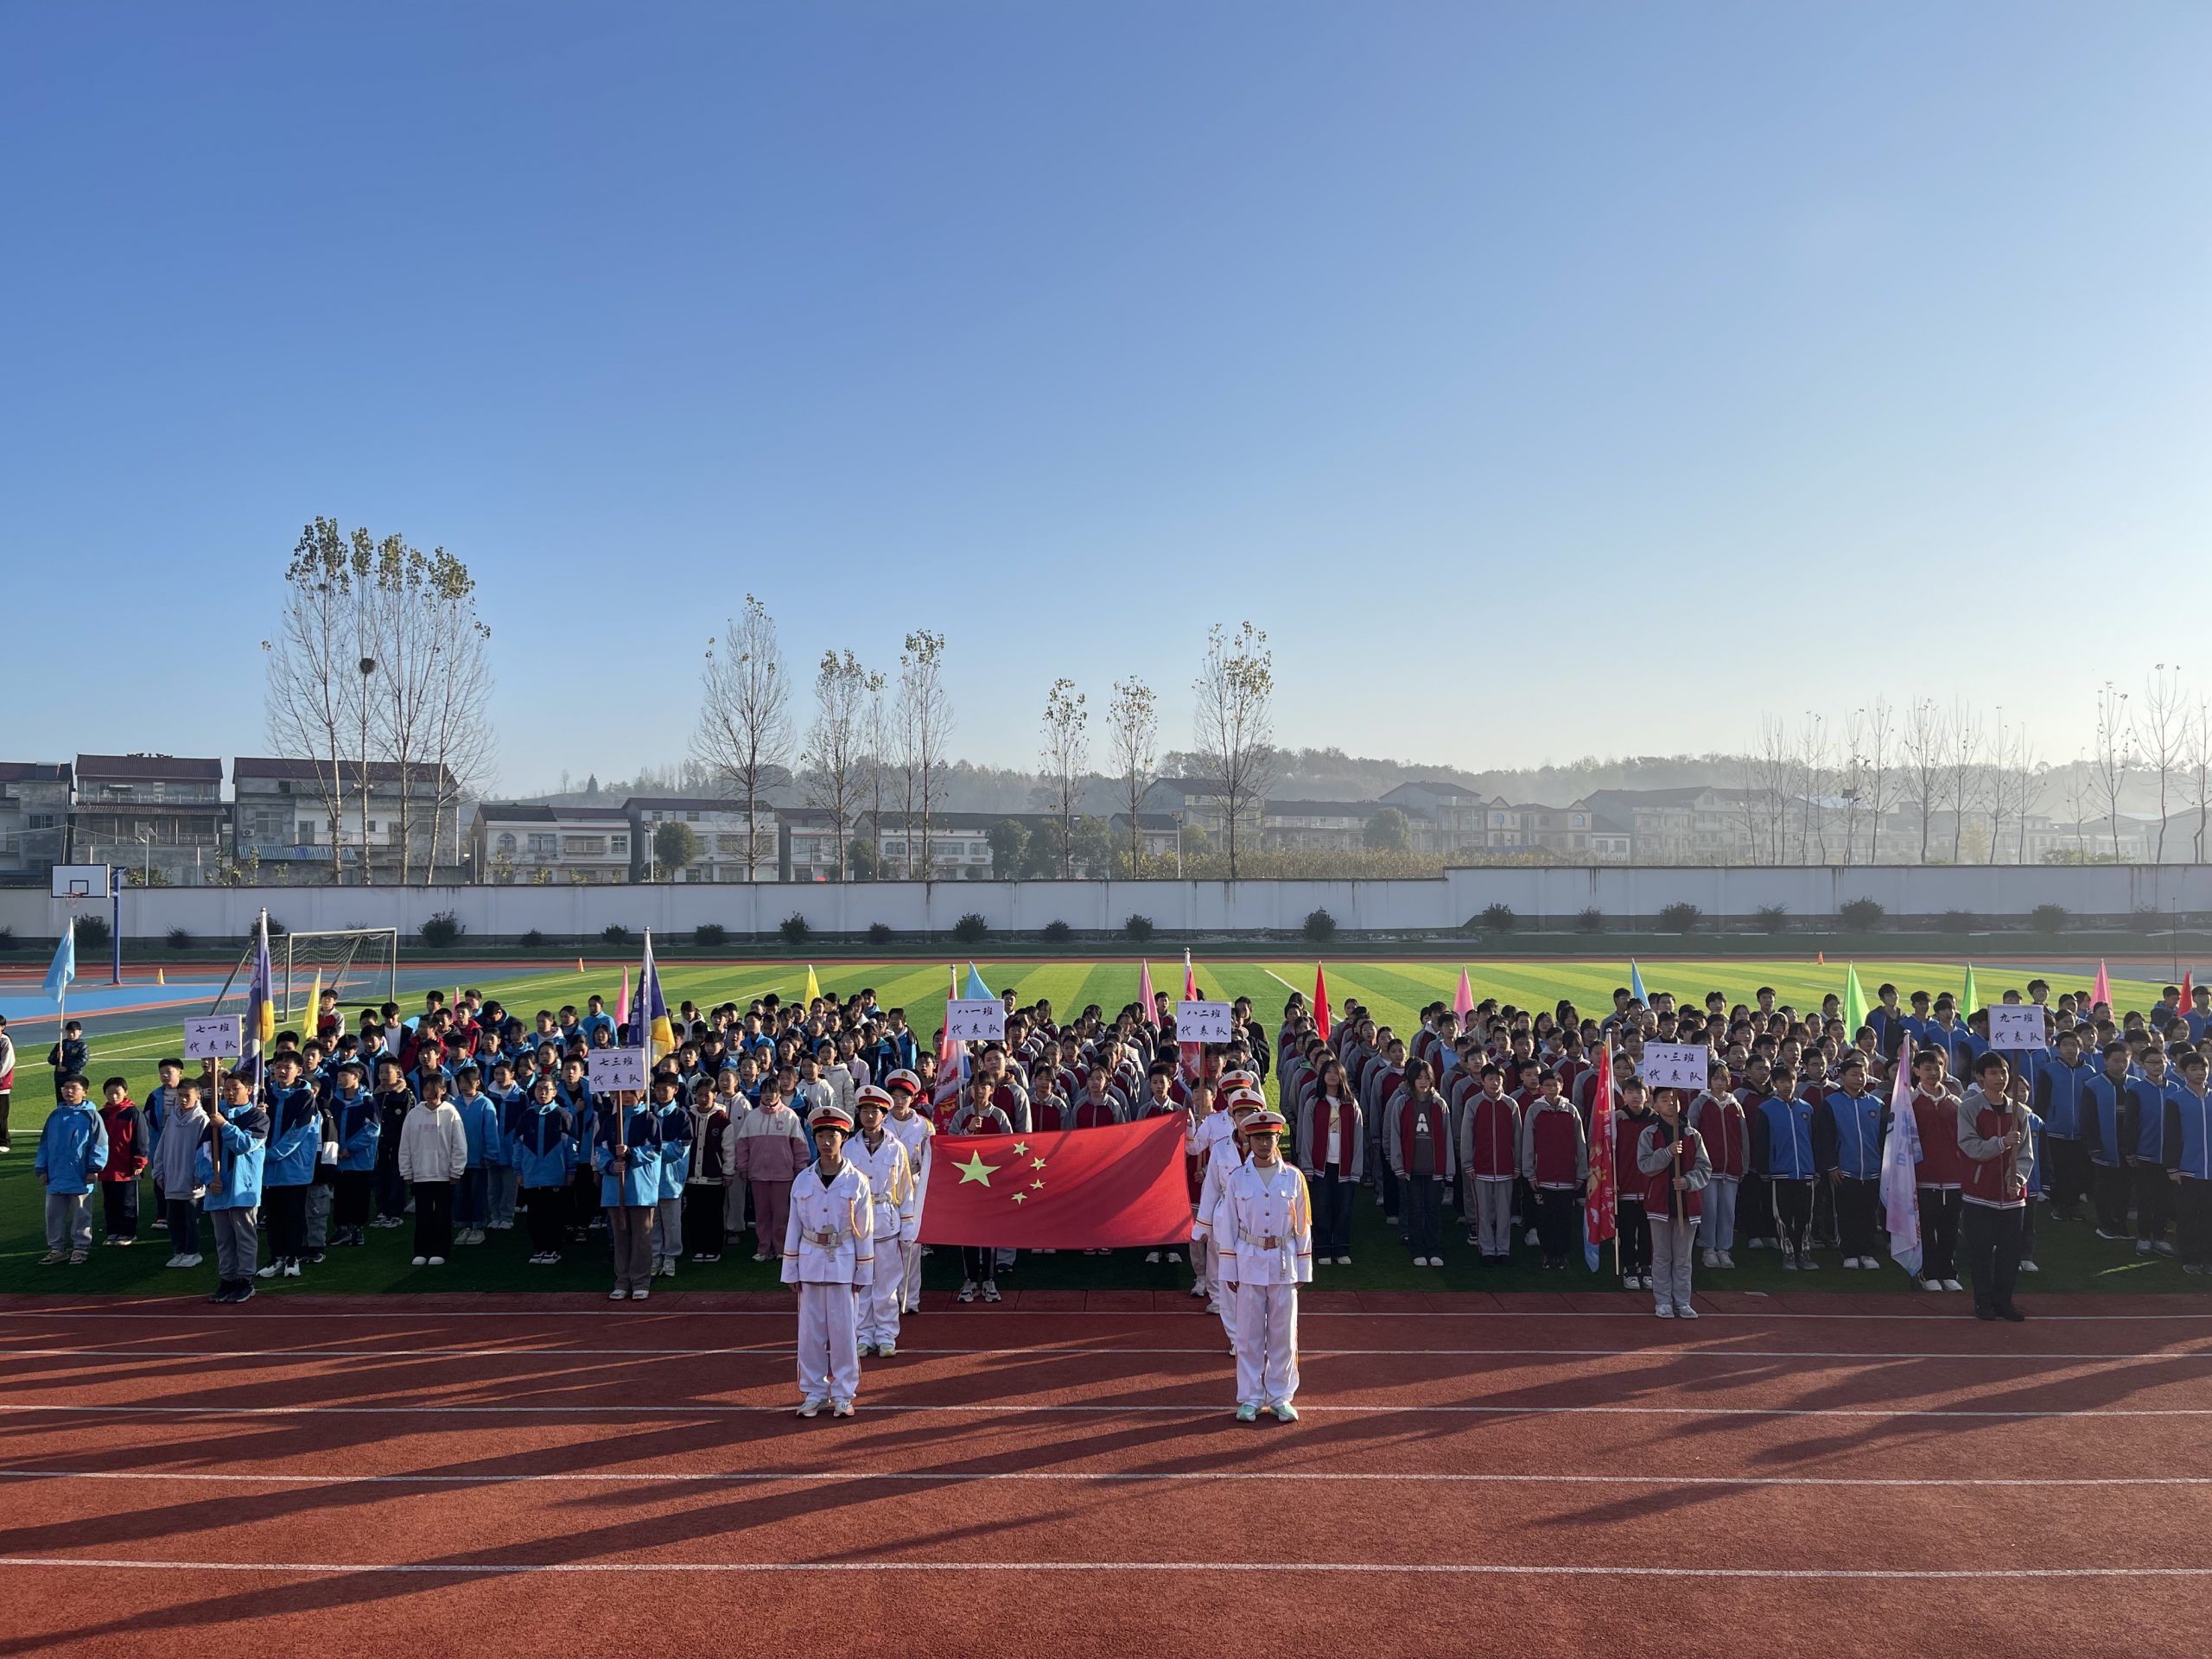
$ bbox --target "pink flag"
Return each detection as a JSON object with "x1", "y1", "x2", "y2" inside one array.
[
  {"x1": 616, "y1": 966, "x2": 631, "y2": 1030},
  {"x1": 2094, "y1": 960, "x2": 2112, "y2": 1011},
  {"x1": 1138, "y1": 959, "x2": 1158, "y2": 1027},
  {"x1": 1453, "y1": 967, "x2": 1475, "y2": 1021}
]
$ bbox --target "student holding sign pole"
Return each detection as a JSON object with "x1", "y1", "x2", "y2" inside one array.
[{"x1": 1637, "y1": 1087, "x2": 1711, "y2": 1319}]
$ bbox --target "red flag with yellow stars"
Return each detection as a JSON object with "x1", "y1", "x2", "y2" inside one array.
[{"x1": 913, "y1": 1115, "x2": 1192, "y2": 1249}]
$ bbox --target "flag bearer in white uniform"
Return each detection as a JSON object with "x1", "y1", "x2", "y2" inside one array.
[
  {"x1": 1215, "y1": 1109, "x2": 1313, "y2": 1423},
  {"x1": 782, "y1": 1104, "x2": 874, "y2": 1419},
  {"x1": 882, "y1": 1069, "x2": 933, "y2": 1313},
  {"x1": 845, "y1": 1084, "x2": 917, "y2": 1357}
]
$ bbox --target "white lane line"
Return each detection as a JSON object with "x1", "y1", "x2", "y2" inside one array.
[
  {"x1": 1262, "y1": 969, "x2": 1300, "y2": 993},
  {"x1": 3, "y1": 1307, "x2": 2204, "y2": 1322},
  {"x1": 5, "y1": 1468, "x2": 2209, "y2": 1490},
  {"x1": 2, "y1": 1344, "x2": 2204, "y2": 1363},
  {"x1": 3, "y1": 1556, "x2": 2208, "y2": 1580},
  {"x1": 3, "y1": 1402, "x2": 2207, "y2": 1419}
]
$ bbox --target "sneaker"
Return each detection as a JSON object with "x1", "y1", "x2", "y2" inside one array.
[
  {"x1": 2184, "y1": 1263, "x2": 2209, "y2": 1276},
  {"x1": 1975, "y1": 1306, "x2": 1998, "y2": 1322},
  {"x1": 2020, "y1": 1260, "x2": 2040, "y2": 1274},
  {"x1": 1165, "y1": 1251, "x2": 1182, "y2": 1263},
  {"x1": 257, "y1": 1264, "x2": 280, "y2": 1280},
  {"x1": 957, "y1": 1281, "x2": 977, "y2": 1303},
  {"x1": 798, "y1": 1398, "x2": 826, "y2": 1419},
  {"x1": 1802, "y1": 1257, "x2": 1820, "y2": 1271},
  {"x1": 163, "y1": 1254, "x2": 185, "y2": 1268},
  {"x1": 981, "y1": 1281, "x2": 1001, "y2": 1303},
  {"x1": 1188, "y1": 1284, "x2": 1208, "y2": 1299},
  {"x1": 831, "y1": 1400, "x2": 855, "y2": 1418},
  {"x1": 1747, "y1": 1237, "x2": 1766, "y2": 1250},
  {"x1": 1525, "y1": 1228, "x2": 1541, "y2": 1246},
  {"x1": 206, "y1": 1281, "x2": 234, "y2": 1303},
  {"x1": 67, "y1": 1250, "x2": 87, "y2": 1265},
  {"x1": 753, "y1": 1251, "x2": 772, "y2": 1262},
  {"x1": 858, "y1": 1342, "x2": 877, "y2": 1358},
  {"x1": 411, "y1": 1255, "x2": 429, "y2": 1267},
  {"x1": 1942, "y1": 1278, "x2": 1964, "y2": 1292},
  {"x1": 1145, "y1": 1251, "x2": 1160, "y2": 1264},
  {"x1": 1622, "y1": 1274, "x2": 1641, "y2": 1292},
  {"x1": 232, "y1": 1282, "x2": 254, "y2": 1304},
  {"x1": 1842, "y1": 1256, "x2": 1861, "y2": 1270},
  {"x1": 41, "y1": 1249, "x2": 67, "y2": 1265},
  {"x1": 877, "y1": 1340, "x2": 895, "y2": 1357},
  {"x1": 2094, "y1": 1228, "x2": 2127, "y2": 1242},
  {"x1": 2155, "y1": 1241, "x2": 2179, "y2": 1259},
  {"x1": 1702, "y1": 1249, "x2": 1719, "y2": 1268},
  {"x1": 1782, "y1": 1255, "x2": 1799, "y2": 1272},
  {"x1": 306, "y1": 1251, "x2": 326, "y2": 1265},
  {"x1": 1465, "y1": 1234, "x2": 1481, "y2": 1249},
  {"x1": 283, "y1": 1261, "x2": 302, "y2": 1279},
  {"x1": 1920, "y1": 1277, "x2": 1943, "y2": 1292},
  {"x1": 2138, "y1": 1239, "x2": 2153, "y2": 1255},
  {"x1": 1655, "y1": 1305, "x2": 1675, "y2": 1319},
  {"x1": 427, "y1": 1256, "x2": 446, "y2": 1268},
  {"x1": 1338, "y1": 1255, "x2": 1351, "y2": 1266},
  {"x1": 179, "y1": 1253, "x2": 202, "y2": 1268},
  {"x1": 1997, "y1": 1306, "x2": 2027, "y2": 1323},
  {"x1": 1235, "y1": 1403, "x2": 1259, "y2": 1423},
  {"x1": 1414, "y1": 1256, "x2": 1430, "y2": 1268},
  {"x1": 1719, "y1": 1252, "x2": 1735, "y2": 1269},
  {"x1": 1271, "y1": 1402, "x2": 1300, "y2": 1423},
  {"x1": 609, "y1": 1287, "x2": 629, "y2": 1301},
  {"x1": 1676, "y1": 1305, "x2": 1700, "y2": 1320}
]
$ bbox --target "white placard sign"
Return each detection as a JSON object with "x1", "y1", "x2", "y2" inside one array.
[
  {"x1": 945, "y1": 999, "x2": 1007, "y2": 1043},
  {"x1": 1175, "y1": 1000, "x2": 1236, "y2": 1045},
  {"x1": 183, "y1": 1016, "x2": 241, "y2": 1062},
  {"x1": 1989, "y1": 1007, "x2": 2050, "y2": 1052},
  {"x1": 590, "y1": 1047, "x2": 649, "y2": 1093},
  {"x1": 1639, "y1": 1043, "x2": 1713, "y2": 1091}
]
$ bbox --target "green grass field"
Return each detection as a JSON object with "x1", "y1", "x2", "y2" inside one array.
[{"x1": 5, "y1": 955, "x2": 2198, "y2": 1299}]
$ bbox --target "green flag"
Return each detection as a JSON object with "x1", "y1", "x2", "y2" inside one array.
[
  {"x1": 1843, "y1": 962, "x2": 1869, "y2": 1040},
  {"x1": 1961, "y1": 962, "x2": 1980, "y2": 1021}
]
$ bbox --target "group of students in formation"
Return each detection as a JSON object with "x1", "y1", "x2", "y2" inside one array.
[
  {"x1": 22, "y1": 967, "x2": 2210, "y2": 1410},
  {"x1": 1270, "y1": 975, "x2": 2212, "y2": 1321}
]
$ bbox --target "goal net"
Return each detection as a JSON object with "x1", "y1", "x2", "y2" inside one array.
[{"x1": 208, "y1": 927, "x2": 401, "y2": 1022}]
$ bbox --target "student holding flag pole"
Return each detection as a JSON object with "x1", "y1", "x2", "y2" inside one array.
[{"x1": 1636, "y1": 1084, "x2": 1710, "y2": 1319}]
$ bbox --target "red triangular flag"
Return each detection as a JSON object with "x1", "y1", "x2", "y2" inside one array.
[
  {"x1": 2093, "y1": 961, "x2": 2112, "y2": 1011},
  {"x1": 2183, "y1": 969, "x2": 2196, "y2": 1021},
  {"x1": 1314, "y1": 963, "x2": 1332, "y2": 1045}
]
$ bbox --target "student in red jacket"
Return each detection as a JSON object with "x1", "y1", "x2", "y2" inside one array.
[
  {"x1": 1957, "y1": 1052, "x2": 2031, "y2": 1323},
  {"x1": 1612, "y1": 1084, "x2": 1657, "y2": 1292},
  {"x1": 1519, "y1": 1068, "x2": 1587, "y2": 1270},
  {"x1": 1637, "y1": 1086, "x2": 1712, "y2": 1319},
  {"x1": 1910, "y1": 1047, "x2": 1966, "y2": 1292},
  {"x1": 96, "y1": 1077, "x2": 150, "y2": 1246},
  {"x1": 1688, "y1": 1071, "x2": 1745, "y2": 1268},
  {"x1": 1459, "y1": 1063, "x2": 1522, "y2": 1262}
]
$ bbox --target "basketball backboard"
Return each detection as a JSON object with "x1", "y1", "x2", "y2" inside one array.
[{"x1": 51, "y1": 863, "x2": 111, "y2": 900}]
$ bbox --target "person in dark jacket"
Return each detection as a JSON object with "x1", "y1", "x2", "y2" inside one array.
[{"x1": 95, "y1": 1077, "x2": 149, "y2": 1246}]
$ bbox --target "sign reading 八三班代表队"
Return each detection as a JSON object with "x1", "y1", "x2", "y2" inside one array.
[
  {"x1": 1175, "y1": 1001, "x2": 1236, "y2": 1044},
  {"x1": 945, "y1": 1000, "x2": 1007, "y2": 1042},
  {"x1": 1638, "y1": 1043, "x2": 1712, "y2": 1091}
]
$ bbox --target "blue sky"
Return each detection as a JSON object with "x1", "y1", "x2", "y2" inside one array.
[{"x1": 3, "y1": 3, "x2": 2207, "y2": 792}]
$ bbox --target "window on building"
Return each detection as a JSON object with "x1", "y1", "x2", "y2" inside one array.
[
  {"x1": 563, "y1": 836, "x2": 607, "y2": 856},
  {"x1": 611, "y1": 836, "x2": 628, "y2": 855},
  {"x1": 526, "y1": 834, "x2": 557, "y2": 857},
  {"x1": 496, "y1": 833, "x2": 517, "y2": 855}
]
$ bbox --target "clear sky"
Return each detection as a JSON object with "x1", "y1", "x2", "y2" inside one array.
[{"x1": 3, "y1": 3, "x2": 2207, "y2": 792}]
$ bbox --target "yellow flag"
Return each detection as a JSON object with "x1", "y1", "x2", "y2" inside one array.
[
  {"x1": 804, "y1": 963, "x2": 822, "y2": 1004},
  {"x1": 304, "y1": 968, "x2": 322, "y2": 1028}
]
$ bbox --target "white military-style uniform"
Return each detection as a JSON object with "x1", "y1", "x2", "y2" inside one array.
[
  {"x1": 1191, "y1": 1107, "x2": 1240, "y2": 1300},
  {"x1": 781, "y1": 1160, "x2": 875, "y2": 1405},
  {"x1": 886, "y1": 1109, "x2": 934, "y2": 1312},
  {"x1": 1192, "y1": 1135, "x2": 1254, "y2": 1350},
  {"x1": 844, "y1": 1130, "x2": 918, "y2": 1347},
  {"x1": 1213, "y1": 1158, "x2": 1313, "y2": 1409}
]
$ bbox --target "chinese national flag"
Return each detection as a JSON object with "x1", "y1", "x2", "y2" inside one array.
[{"x1": 915, "y1": 1115, "x2": 1193, "y2": 1249}]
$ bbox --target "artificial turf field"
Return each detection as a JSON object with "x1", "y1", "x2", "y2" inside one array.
[{"x1": 2, "y1": 955, "x2": 2199, "y2": 1299}]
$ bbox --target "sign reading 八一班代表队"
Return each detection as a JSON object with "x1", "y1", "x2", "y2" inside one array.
[{"x1": 945, "y1": 1000, "x2": 1007, "y2": 1042}]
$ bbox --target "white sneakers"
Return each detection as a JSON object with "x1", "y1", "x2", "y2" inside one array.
[
  {"x1": 411, "y1": 1255, "x2": 428, "y2": 1267},
  {"x1": 1702, "y1": 1249, "x2": 1719, "y2": 1268},
  {"x1": 609, "y1": 1287, "x2": 628, "y2": 1300},
  {"x1": 1337, "y1": 1255, "x2": 1352, "y2": 1266}
]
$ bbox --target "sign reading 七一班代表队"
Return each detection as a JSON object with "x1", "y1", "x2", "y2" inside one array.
[
  {"x1": 1175, "y1": 1001, "x2": 1236, "y2": 1044},
  {"x1": 1638, "y1": 1043, "x2": 1712, "y2": 1091},
  {"x1": 183, "y1": 1016, "x2": 241, "y2": 1062},
  {"x1": 945, "y1": 999, "x2": 1007, "y2": 1042}
]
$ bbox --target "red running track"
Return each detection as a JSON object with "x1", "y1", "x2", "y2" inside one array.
[{"x1": 0, "y1": 1292, "x2": 2208, "y2": 1658}]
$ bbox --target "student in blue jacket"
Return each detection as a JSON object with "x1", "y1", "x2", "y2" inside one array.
[
  {"x1": 483, "y1": 1060, "x2": 524, "y2": 1231},
  {"x1": 200, "y1": 1071, "x2": 270, "y2": 1304},
  {"x1": 2032, "y1": 1028, "x2": 2094, "y2": 1222},
  {"x1": 451, "y1": 1064, "x2": 503, "y2": 1246},
  {"x1": 327, "y1": 1060, "x2": 378, "y2": 1246},
  {"x1": 596, "y1": 1090, "x2": 663, "y2": 1302},
  {"x1": 512, "y1": 1073, "x2": 576, "y2": 1265},
  {"x1": 649, "y1": 1071, "x2": 693, "y2": 1280},
  {"x1": 35, "y1": 1075, "x2": 107, "y2": 1263},
  {"x1": 257, "y1": 1054, "x2": 321, "y2": 1281},
  {"x1": 1752, "y1": 1062, "x2": 1818, "y2": 1268},
  {"x1": 2164, "y1": 1050, "x2": 2212, "y2": 1274},
  {"x1": 1815, "y1": 1054, "x2": 1886, "y2": 1269}
]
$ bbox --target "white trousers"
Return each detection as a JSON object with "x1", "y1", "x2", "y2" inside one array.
[
  {"x1": 901, "y1": 1233, "x2": 925, "y2": 1312},
  {"x1": 796, "y1": 1281, "x2": 861, "y2": 1403},
  {"x1": 861, "y1": 1235, "x2": 905, "y2": 1345},
  {"x1": 1231, "y1": 1281, "x2": 1299, "y2": 1407}
]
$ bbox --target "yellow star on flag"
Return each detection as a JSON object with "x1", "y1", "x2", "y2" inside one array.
[
  {"x1": 1010, "y1": 1192, "x2": 1027, "y2": 1204},
  {"x1": 1012, "y1": 1141, "x2": 1028, "y2": 1155},
  {"x1": 1029, "y1": 1179, "x2": 1045, "y2": 1190},
  {"x1": 1031, "y1": 1156, "x2": 1046, "y2": 1170},
  {"x1": 954, "y1": 1152, "x2": 998, "y2": 1186}
]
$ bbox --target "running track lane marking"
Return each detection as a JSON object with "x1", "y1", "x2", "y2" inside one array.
[
  {"x1": 3, "y1": 1557, "x2": 2210, "y2": 1580},
  {"x1": 7, "y1": 1402, "x2": 2211, "y2": 1418},
  {"x1": 8, "y1": 1469, "x2": 2212, "y2": 1490},
  {"x1": 6, "y1": 1344, "x2": 2205, "y2": 1362}
]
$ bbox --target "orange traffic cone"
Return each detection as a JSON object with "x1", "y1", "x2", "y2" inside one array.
[
  {"x1": 157, "y1": 968, "x2": 166, "y2": 985},
  {"x1": 1816, "y1": 951, "x2": 1825, "y2": 965},
  {"x1": 577, "y1": 957, "x2": 586, "y2": 973}
]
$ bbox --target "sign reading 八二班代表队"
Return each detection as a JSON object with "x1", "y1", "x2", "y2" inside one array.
[{"x1": 1175, "y1": 1001, "x2": 1236, "y2": 1044}]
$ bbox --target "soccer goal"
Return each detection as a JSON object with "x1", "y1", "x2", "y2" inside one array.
[{"x1": 208, "y1": 927, "x2": 401, "y2": 1021}]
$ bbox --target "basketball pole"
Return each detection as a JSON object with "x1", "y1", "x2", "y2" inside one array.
[{"x1": 109, "y1": 864, "x2": 121, "y2": 986}]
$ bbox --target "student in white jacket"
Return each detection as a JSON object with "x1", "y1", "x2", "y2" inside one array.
[
  {"x1": 782, "y1": 1103, "x2": 874, "y2": 1419},
  {"x1": 397, "y1": 1073, "x2": 468, "y2": 1267},
  {"x1": 843, "y1": 1085, "x2": 918, "y2": 1357}
]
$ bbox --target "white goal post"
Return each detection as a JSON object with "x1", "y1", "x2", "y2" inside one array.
[{"x1": 208, "y1": 927, "x2": 401, "y2": 1021}]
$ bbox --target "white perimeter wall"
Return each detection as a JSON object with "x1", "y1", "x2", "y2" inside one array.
[{"x1": 9, "y1": 865, "x2": 2212, "y2": 941}]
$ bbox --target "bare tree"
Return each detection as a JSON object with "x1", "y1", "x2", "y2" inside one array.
[
  {"x1": 1944, "y1": 700, "x2": 1985, "y2": 864},
  {"x1": 863, "y1": 672, "x2": 891, "y2": 879},
  {"x1": 1859, "y1": 696, "x2": 1900, "y2": 865},
  {"x1": 896, "y1": 631, "x2": 952, "y2": 880},
  {"x1": 1106, "y1": 677, "x2": 1159, "y2": 875},
  {"x1": 1039, "y1": 678, "x2": 1089, "y2": 878},
  {"x1": 2064, "y1": 754, "x2": 2094, "y2": 860},
  {"x1": 1900, "y1": 697, "x2": 1948, "y2": 864},
  {"x1": 2139, "y1": 664, "x2": 2187, "y2": 862},
  {"x1": 2014, "y1": 745, "x2": 2045, "y2": 865},
  {"x1": 802, "y1": 650, "x2": 874, "y2": 883},
  {"x1": 2188, "y1": 698, "x2": 2212, "y2": 863},
  {"x1": 1984, "y1": 709, "x2": 2037, "y2": 866},
  {"x1": 1839, "y1": 710, "x2": 1870, "y2": 868},
  {"x1": 417, "y1": 576, "x2": 495, "y2": 884},
  {"x1": 1794, "y1": 712, "x2": 1831, "y2": 864},
  {"x1": 2090, "y1": 682, "x2": 2134, "y2": 862},
  {"x1": 1192, "y1": 621, "x2": 1276, "y2": 879},
  {"x1": 264, "y1": 519, "x2": 368, "y2": 884},
  {"x1": 691, "y1": 595, "x2": 791, "y2": 883}
]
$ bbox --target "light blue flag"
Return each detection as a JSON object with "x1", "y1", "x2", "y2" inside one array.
[
  {"x1": 1630, "y1": 958, "x2": 1647, "y2": 1003},
  {"x1": 43, "y1": 920, "x2": 76, "y2": 1003},
  {"x1": 965, "y1": 962, "x2": 993, "y2": 1001}
]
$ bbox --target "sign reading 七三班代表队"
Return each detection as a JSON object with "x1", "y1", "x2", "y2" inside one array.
[
  {"x1": 1989, "y1": 1007, "x2": 2050, "y2": 1052},
  {"x1": 591, "y1": 1047, "x2": 648, "y2": 1092},
  {"x1": 1175, "y1": 1001, "x2": 1236, "y2": 1044},
  {"x1": 1638, "y1": 1043, "x2": 1712, "y2": 1091},
  {"x1": 183, "y1": 1016, "x2": 241, "y2": 1062},
  {"x1": 945, "y1": 999, "x2": 1007, "y2": 1042}
]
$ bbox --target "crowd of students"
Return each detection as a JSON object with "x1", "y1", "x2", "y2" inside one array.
[{"x1": 21, "y1": 971, "x2": 2211, "y2": 1327}]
